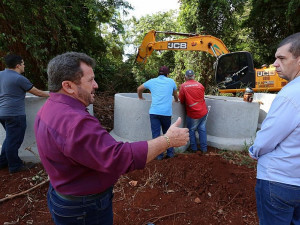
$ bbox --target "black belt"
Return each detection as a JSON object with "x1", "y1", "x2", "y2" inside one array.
[{"x1": 55, "y1": 187, "x2": 112, "y2": 202}]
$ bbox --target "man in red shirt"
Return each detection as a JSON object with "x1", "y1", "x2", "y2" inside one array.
[{"x1": 179, "y1": 70, "x2": 208, "y2": 153}]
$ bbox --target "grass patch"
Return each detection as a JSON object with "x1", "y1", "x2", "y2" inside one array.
[{"x1": 218, "y1": 149, "x2": 257, "y2": 169}]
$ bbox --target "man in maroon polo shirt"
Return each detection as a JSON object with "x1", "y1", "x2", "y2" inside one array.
[{"x1": 34, "y1": 52, "x2": 189, "y2": 225}]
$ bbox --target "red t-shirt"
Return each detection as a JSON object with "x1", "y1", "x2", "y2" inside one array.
[{"x1": 179, "y1": 80, "x2": 208, "y2": 119}]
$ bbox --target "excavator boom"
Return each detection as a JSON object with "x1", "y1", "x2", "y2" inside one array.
[{"x1": 136, "y1": 30, "x2": 229, "y2": 64}]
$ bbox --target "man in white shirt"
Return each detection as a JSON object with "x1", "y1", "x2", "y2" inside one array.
[{"x1": 249, "y1": 32, "x2": 300, "y2": 224}]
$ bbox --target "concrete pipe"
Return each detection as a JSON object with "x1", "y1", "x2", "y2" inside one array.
[
  {"x1": 109, "y1": 93, "x2": 188, "y2": 152},
  {"x1": 205, "y1": 95, "x2": 260, "y2": 151},
  {"x1": 0, "y1": 93, "x2": 93, "y2": 163},
  {"x1": 111, "y1": 93, "x2": 260, "y2": 152},
  {"x1": 253, "y1": 93, "x2": 277, "y2": 130}
]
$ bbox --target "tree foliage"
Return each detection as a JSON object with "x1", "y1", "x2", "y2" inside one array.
[
  {"x1": 0, "y1": 0, "x2": 299, "y2": 93},
  {"x1": 169, "y1": 0, "x2": 247, "y2": 91},
  {"x1": 243, "y1": 0, "x2": 300, "y2": 66},
  {"x1": 0, "y1": 0, "x2": 131, "y2": 90},
  {"x1": 178, "y1": 0, "x2": 247, "y2": 50},
  {"x1": 125, "y1": 10, "x2": 179, "y2": 85}
]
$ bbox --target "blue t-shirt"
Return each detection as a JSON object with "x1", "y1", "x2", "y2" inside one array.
[
  {"x1": 144, "y1": 75, "x2": 177, "y2": 116},
  {"x1": 0, "y1": 69, "x2": 33, "y2": 116}
]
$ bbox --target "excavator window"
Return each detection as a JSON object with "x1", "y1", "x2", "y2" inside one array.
[{"x1": 215, "y1": 52, "x2": 255, "y2": 89}]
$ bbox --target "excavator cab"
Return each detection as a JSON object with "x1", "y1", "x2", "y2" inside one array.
[{"x1": 215, "y1": 52, "x2": 255, "y2": 90}]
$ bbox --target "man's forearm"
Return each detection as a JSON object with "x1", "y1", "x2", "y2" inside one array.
[
  {"x1": 138, "y1": 90, "x2": 143, "y2": 99},
  {"x1": 173, "y1": 91, "x2": 179, "y2": 102},
  {"x1": 28, "y1": 87, "x2": 49, "y2": 97},
  {"x1": 137, "y1": 85, "x2": 145, "y2": 99},
  {"x1": 146, "y1": 136, "x2": 169, "y2": 163}
]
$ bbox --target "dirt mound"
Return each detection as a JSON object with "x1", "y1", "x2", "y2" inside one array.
[
  {"x1": 114, "y1": 150, "x2": 258, "y2": 225},
  {"x1": 0, "y1": 150, "x2": 258, "y2": 225}
]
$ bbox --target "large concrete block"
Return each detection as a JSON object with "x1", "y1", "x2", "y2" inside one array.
[
  {"x1": 253, "y1": 93, "x2": 277, "y2": 129},
  {"x1": 205, "y1": 96, "x2": 260, "y2": 150},
  {"x1": 110, "y1": 93, "x2": 188, "y2": 152},
  {"x1": 0, "y1": 93, "x2": 93, "y2": 162},
  {"x1": 110, "y1": 93, "x2": 260, "y2": 152}
]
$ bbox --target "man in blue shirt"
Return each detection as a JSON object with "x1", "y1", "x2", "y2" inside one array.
[
  {"x1": 0, "y1": 54, "x2": 49, "y2": 173},
  {"x1": 137, "y1": 66, "x2": 179, "y2": 160},
  {"x1": 249, "y1": 32, "x2": 300, "y2": 225}
]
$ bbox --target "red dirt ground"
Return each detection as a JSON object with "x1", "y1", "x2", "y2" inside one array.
[{"x1": 0, "y1": 93, "x2": 258, "y2": 225}]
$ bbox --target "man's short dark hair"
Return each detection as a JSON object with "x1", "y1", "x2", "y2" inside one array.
[
  {"x1": 3, "y1": 54, "x2": 23, "y2": 69},
  {"x1": 158, "y1": 66, "x2": 170, "y2": 76},
  {"x1": 278, "y1": 32, "x2": 300, "y2": 58},
  {"x1": 47, "y1": 52, "x2": 96, "y2": 92}
]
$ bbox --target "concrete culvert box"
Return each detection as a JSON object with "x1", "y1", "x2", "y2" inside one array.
[
  {"x1": 110, "y1": 93, "x2": 187, "y2": 152},
  {"x1": 205, "y1": 95, "x2": 260, "y2": 151},
  {"x1": 110, "y1": 93, "x2": 260, "y2": 152},
  {"x1": 0, "y1": 93, "x2": 94, "y2": 163},
  {"x1": 253, "y1": 93, "x2": 277, "y2": 129},
  {"x1": 0, "y1": 94, "x2": 48, "y2": 163}
]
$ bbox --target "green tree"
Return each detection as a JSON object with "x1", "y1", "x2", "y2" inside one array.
[
  {"x1": 175, "y1": 0, "x2": 248, "y2": 92},
  {"x1": 125, "y1": 10, "x2": 179, "y2": 85},
  {"x1": 178, "y1": 0, "x2": 247, "y2": 50},
  {"x1": 96, "y1": 22, "x2": 138, "y2": 93},
  {"x1": 0, "y1": 0, "x2": 131, "y2": 89},
  {"x1": 244, "y1": 0, "x2": 300, "y2": 66}
]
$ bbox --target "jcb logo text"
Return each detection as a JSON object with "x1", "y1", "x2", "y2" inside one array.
[{"x1": 168, "y1": 42, "x2": 187, "y2": 49}]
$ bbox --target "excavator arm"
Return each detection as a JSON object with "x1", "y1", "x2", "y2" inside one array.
[{"x1": 135, "y1": 30, "x2": 229, "y2": 64}]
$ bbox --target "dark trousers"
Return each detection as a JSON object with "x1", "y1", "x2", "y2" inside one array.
[
  {"x1": 0, "y1": 115, "x2": 26, "y2": 172},
  {"x1": 149, "y1": 114, "x2": 174, "y2": 158},
  {"x1": 256, "y1": 179, "x2": 300, "y2": 225},
  {"x1": 48, "y1": 183, "x2": 114, "y2": 225}
]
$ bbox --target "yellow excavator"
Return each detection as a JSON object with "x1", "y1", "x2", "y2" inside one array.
[{"x1": 135, "y1": 30, "x2": 286, "y2": 93}]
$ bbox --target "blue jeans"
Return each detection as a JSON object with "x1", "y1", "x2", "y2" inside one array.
[
  {"x1": 0, "y1": 115, "x2": 26, "y2": 172},
  {"x1": 48, "y1": 183, "x2": 114, "y2": 225},
  {"x1": 186, "y1": 114, "x2": 207, "y2": 151},
  {"x1": 255, "y1": 179, "x2": 300, "y2": 225},
  {"x1": 149, "y1": 114, "x2": 174, "y2": 158}
]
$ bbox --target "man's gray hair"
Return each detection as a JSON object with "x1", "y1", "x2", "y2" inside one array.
[
  {"x1": 278, "y1": 32, "x2": 300, "y2": 58},
  {"x1": 47, "y1": 52, "x2": 96, "y2": 92}
]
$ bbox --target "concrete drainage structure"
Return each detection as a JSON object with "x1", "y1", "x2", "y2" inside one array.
[
  {"x1": 253, "y1": 93, "x2": 277, "y2": 130},
  {"x1": 110, "y1": 93, "x2": 261, "y2": 152},
  {"x1": 205, "y1": 96, "x2": 259, "y2": 151},
  {"x1": 0, "y1": 92, "x2": 276, "y2": 163},
  {"x1": 0, "y1": 93, "x2": 93, "y2": 163},
  {"x1": 0, "y1": 94, "x2": 48, "y2": 163},
  {"x1": 109, "y1": 93, "x2": 188, "y2": 152}
]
